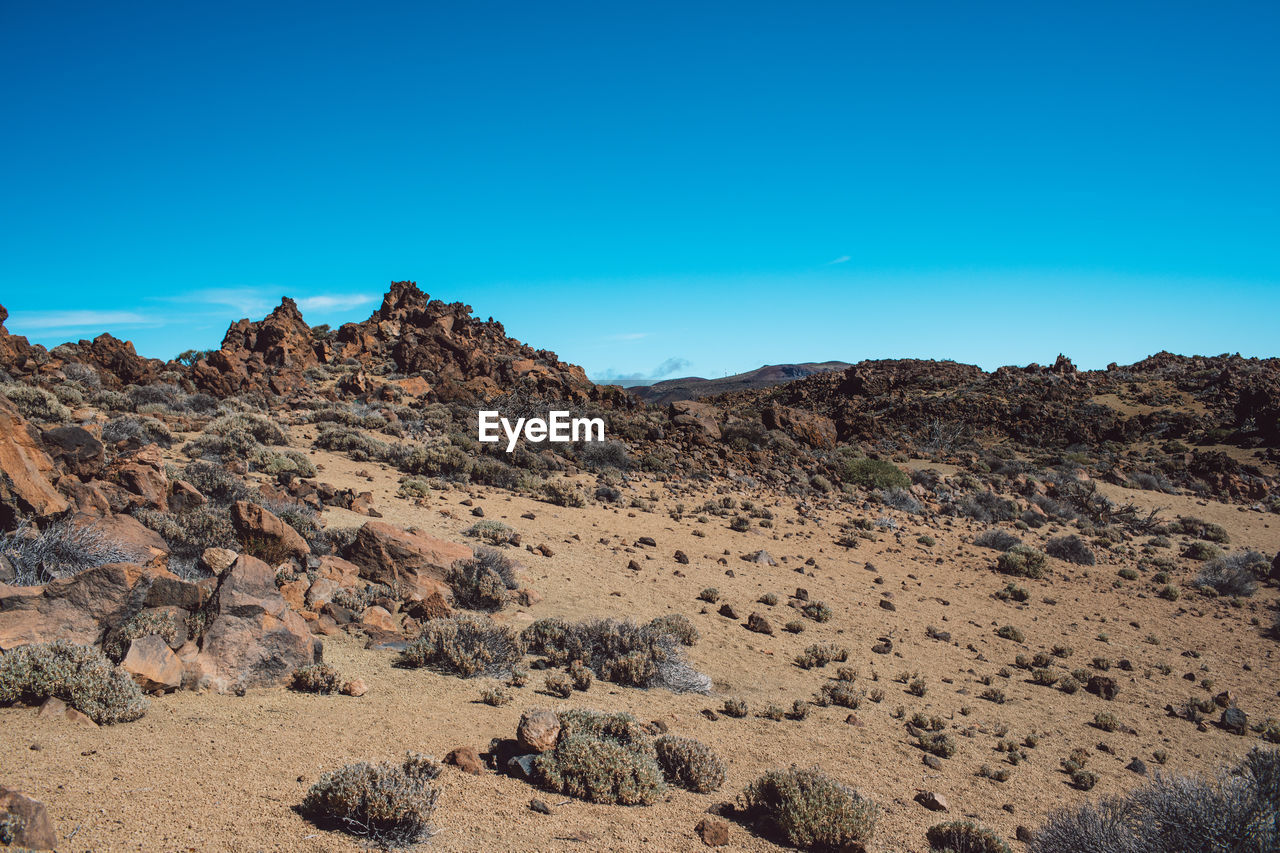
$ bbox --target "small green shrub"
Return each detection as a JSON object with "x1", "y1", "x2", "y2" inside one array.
[
  {"x1": 742, "y1": 766, "x2": 878, "y2": 851},
  {"x1": 917, "y1": 732, "x2": 957, "y2": 758},
  {"x1": 802, "y1": 601, "x2": 833, "y2": 622},
  {"x1": 533, "y1": 709, "x2": 664, "y2": 805},
  {"x1": 0, "y1": 640, "x2": 148, "y2": 724},
  {"x1": 698, "y1": 587, "x2": 720, "y2": 603},
  {"x1": 723, "y1": 697, "x2": 748, "y2": 718},
  {"x1": 397, "y1": 615, "x2": 524, "y2": 677},
  {"x1": 543, "y1": 479, "x2": 586, "y2": 507},
  {"x1": 996, "y1": 546, "x2": 1047, "y2": 579},
  {"x1": 926, "y1": 820, "x2": 1012, "y2": 853},
  {"x1": 290, "y1": 663, "x2": 344, "y2": 694},
  {"x1": 300, "y1": 753, "x2": 441, "y2": 845},
  {"x1": 447, "y1": 547, "x2": 519, "y2": 611},
  {"x1": 840, "y1": 457, "x2": 910, "y2": 490},
  {"x1": 545, "y1": 671, "x2": 574, "y2": 698},
  {"x1": 654, "y1": 735, "x2": 725, "y2": 792},
  {"x1": 996, "y1": 625, "x2": 1025, "y2": 643}
]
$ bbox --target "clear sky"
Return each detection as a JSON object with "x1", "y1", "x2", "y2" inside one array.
[{"x1": 2, "y1": 1, "x2": 1277, "y2": 382}]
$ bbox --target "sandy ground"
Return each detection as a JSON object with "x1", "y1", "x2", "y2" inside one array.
[{"x1": 4, "y1": 441, "x2": 1278, "y2": 852}]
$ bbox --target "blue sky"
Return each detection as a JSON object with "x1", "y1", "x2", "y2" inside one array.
[{"x1": 1, "y1": 1, "x2": 1276, "y2": 381}]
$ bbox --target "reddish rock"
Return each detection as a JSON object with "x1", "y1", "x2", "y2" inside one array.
[
  {"x1": 343, "y1": 521, "x2": 470, "y2": 600},
  {"x1": 315, "y1": 555, "x2": 361, "y2": 586},
  {"x1": 199, "y1": 547, "x2": 238, "y2": 576},
  {"x1": 360, "y1": 605, "x2": 398, "y2": 633},
  {"x1": 229, "y1": 500, "x2": 309, "y2": 562},
  {"x1": 669, "y1": 400, "x2": 722, "y2": 442},
  {"x1": 193, "y1": 555, "x2": 321, "y2": 691},
  {"x1": 340, "y1": 678, "x2": 368, "y2": 697},
  {"x1": 0, "y1": 785, "x2": 58, "y2": 850},
  {"x1": 116, "y1": 457, "x2": 169, "y2": 511},
  {"x1": 169, "y1": 479, "x2": 206, "y2": 513},
  {"x1": 0, "y1": 561, "x2": 163, "y2": 650},
  {"x1": 444, "y1": 746, "x2": 484, "y2": 775},
  {"x1": 0, "y1": 394, "x2": 69, "y2": 526},
  {"x1": 121, "y1": 634, "x2": 184, "y2": 693},
  {"x1": 517, "y1": 708, "x2": 561, "y2": 753},
  {"x1": 279, "y1": 578, "x2": 310, "y2": 611},
  {"x1": 73, "y1": 512, "x2": 169, "y2": 565},
  {"x1": 406, "y1": 590, "x2": 453, "y2": 621},
  {"x1": 695, "y1": 815, "x2": 730, "y2": 847},
  {"x1": 40, "y1": 425, "x2": 105, "y2": 479}
]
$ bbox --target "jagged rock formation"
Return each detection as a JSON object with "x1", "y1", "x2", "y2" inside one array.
[{"x1": 187, "y1": 282, "x2": 622, "y2": 405}]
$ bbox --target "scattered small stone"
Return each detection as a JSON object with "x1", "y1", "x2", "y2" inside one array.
[
  {"x1": 637, "y1": 536, "x2": 657, "y2": 547},
  {"x1": 923, "y1": 754, "x2": 943, "y2": 769},
  {"x1": 445, "y1": 746, "x2": 484, "y2": 775},
  {"x1": 1127, "y1": 758, "x2": 1148, "y2": 775},
  {"x1": 1017, "y1": 826, "x2": 1034, "y2": 843},
  {"x1": 471, "y1": 506, "x2": 485, "y2": 517},
  {"x1": 915, "y1": 791, "x2": 948, "y2": 812},
  {"x1": 674, "y1": 550, "x2": 689, "y2": 564},
  {"x1": 717, "y1": 603, "x2": 739, "y2": 619},
  {"x1": 878, "y1": 598, "x2": 896, "y2": 612},
  {"x1": 1220, "y1": 706, "x2": 1248, "y2": 735},
  {"x1": 701, "y1": 709, "x2": 719, "y2": 721},
  {"x1": 695, "y1": 815, "x2": 730, "y2": 846},
  {"x1": 530, "y1": 798, "x2": 553, "y2": 815}
]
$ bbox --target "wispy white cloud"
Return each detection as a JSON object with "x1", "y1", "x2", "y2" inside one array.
[
  {"x1": 826, "y1": 255, "x2": 851, "y2": 265},
  {"x1": 297, "y1": 294, "x2": 377, "y2": 313},
  {"x1": 7, "y1": 310, "x2": 162, "y2": 331},
  {"x1": 163, "y1": 287, "x2": 377, "y2": 318}
]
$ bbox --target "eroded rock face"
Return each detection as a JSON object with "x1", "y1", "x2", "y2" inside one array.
[
  {"x1": 0, "y1": 395, "x2": 69, "y2": 528},
  {"x1": 193, "y1": 555, "x2": 320, "y2": 691},
  {"x1": 668, "y1": 400, "x2": 722, "y2": 442},
  {"x1": 229, "y1": 500, "x2": 310, "y2": 562},
  {"x1": 0, "y1": 562, "x2": 159, "y2": 650},
  {"x1": 343, "y1": 520, "x2": 470, "y2": 601},
  {"x1": 40, "y1": 425, "x2": 105, "y2": 479},
  {"x1": 516, "y1": 708, "x2": 561, "y2": 753},
  {"x1": 122, "y1": 634, "x2": 184, "y2": 693},
  {"x1": 0, "y1": 785, "x2": 58, "y2": 850}
]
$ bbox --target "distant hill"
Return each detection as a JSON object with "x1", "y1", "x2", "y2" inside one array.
[{"x1": 625, "y1": 361, "x2": 852, "y2": 404}]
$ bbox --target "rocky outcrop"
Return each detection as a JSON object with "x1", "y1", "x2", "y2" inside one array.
[
  {"x1": 40, "y1": 426, "x2": 105, "y2": 479},
  {"x1": 0, "y1": 562, "x2": 166, "y2": 651},
  {"x1": 343, "y1": 521, "x2": 471, "y2": 601},
  {"x1": 229, "y1": 500, "x2": 310, "y2": 562},
  {"x1": 668, "y1": 400, "x2": 722, "y2": 442},
  {"x1": 192, "y1": 555, "x2": 321, "y2": 691},
  {"x1": 0, "y1": 395, "x2": 69, "y2": 528}
]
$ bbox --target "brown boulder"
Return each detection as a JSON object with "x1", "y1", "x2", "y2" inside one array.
[
  {"x1": 193, "y1": 555, "x2": 321, "y2": 691},
  {"x1": 0, "y1": 785, "x2": 58, "y2": 850},
  {"x1": 168, "y1": 479, "x2": 206, "y2": 513},
  {"x1": 360, "y1": 605, "x2": 398, "y2": 633},
  {"x1": 199, "y1": 547, "x2": 239, "y2": 576},
  {"x1": 668, "y1": 400, "x2": 722, "y2": 442},
  {"x1": 73, "y1": 512, "x2": 169, "y2": 566},
  {"x1": 762, "y1": 404, "x2": 838, "y2": 449},
  {"x1": 0, "y1": 561, "x2": 160, "y2": 651},
  {"x1": 444, "y1": 746, "x2": 484, "y2": 775},
  {"x1": 695, "y1": 815, "x2": 730, "y2": 846},
  {"x1": 343, "y1": 521, "x2": 470, "y2": 600},
  {"x1": 229, "y1": 500, "x2": 309, "y2": 562},
  {"x1": 0, "y1": 394, "x2": 69, "y2": 527},
  {"x1": 517, "y1": 708, "x2": 561, "y2": 753},
  {"x1": 40, "y1": 425, "x2": 105, "y2": 479},
  {"x1": 121, "y1": 634, "x2": 184, "y2": 693}
]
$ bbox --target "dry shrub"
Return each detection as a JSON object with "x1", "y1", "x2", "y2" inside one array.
[
  {"x1": 398, "y1": 615, "x2": 524, "y2": 677},
  {"x1": 521, "y1": 617, "x2": 709, "y2": 693},
  {"x1": 741, "y1": 766, "x2": 877, "y2": 851},
  {"x1": 0, "y1": 640, "x2": 148, "y2": 724},
  {"x1": 300, "y1": 753, "x2": 441, "y2": 845},
  {"x1": 533, "y1": 709, "x2": 664, "y2": 805},
  {"x1": 654, "y1": 735, "x2": 725, "y2": 792}
]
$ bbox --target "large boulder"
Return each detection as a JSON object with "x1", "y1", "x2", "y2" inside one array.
[
  {"x1": 229, "y1": 500, "x2": 309, "y2": 562},
  {"x1": 0, "y1": 562, "x2": 161, "y2": 651},
  {"x1": 193, "y1": 555, "x2": 320, "y2": 691},
  {"x1": 40, "y1": 425, "x2": 105, "y2": 479},
  {"x1": 0, "y1": 395, "x2": 69, "y2": 528},
  {"x1": 668, "y1": 400, "x2": 722, "y2": 442},
  {"x1": 0, "y1": 785, "x2": 57, "y2": 850},
  {"x1": 762, "y1": 404, "x2": 838, "y2": 449},
  {"x1": 343, "y1": 521, "x2": 470, "y2": 600},
  {"x1": 121, "y1": 634, "x2": 184, "y2": 693}
]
